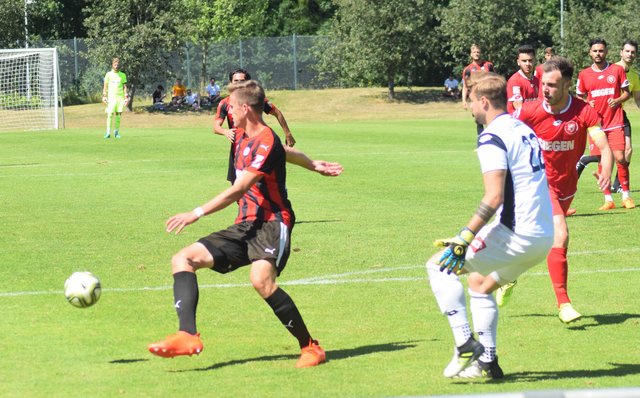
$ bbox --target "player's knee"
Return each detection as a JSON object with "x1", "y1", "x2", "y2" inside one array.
[
  {"x1": 171, "y1": 251, "x2": 193, "y2": 273},
  {"x1": 250, "y1": 275, "x2": 276, "y2": 298}
]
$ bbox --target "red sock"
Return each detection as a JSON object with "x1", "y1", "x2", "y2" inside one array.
[
  {"x1": 547, "y1": 247, "x2": 570, "y2": 307},
  {"x1": 617, "y1": 162, "x2": 630, "y2": 191}
]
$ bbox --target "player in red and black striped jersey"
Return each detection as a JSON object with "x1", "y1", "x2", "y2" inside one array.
[
  {"x1": 214, "y1": 69, "x2": 296, "y2": 183},
  {"x1": 149, "y1": 80, "x2": 342, "y2": 367},
  {"x1": 462, "y1": 44, "x2": 495, "y2": 134}
]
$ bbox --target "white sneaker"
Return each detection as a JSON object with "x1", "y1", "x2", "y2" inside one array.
[
  {"x1": 443, "y1": 336, "x2": 484, "y2": 378},
  {"x1": 558, "y1": 303, "x2": 582, "y2": 324}
]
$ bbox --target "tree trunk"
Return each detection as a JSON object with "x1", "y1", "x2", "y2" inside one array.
[
  {"x1": 127, "y1": 84, "x2": 135, "y2": 111},
  {"x1": 201, "y1": 44, "x2": 208, "y2": 90},
  {"x1": 388, "y1": 79, "x2": 395, "y2": 100}
]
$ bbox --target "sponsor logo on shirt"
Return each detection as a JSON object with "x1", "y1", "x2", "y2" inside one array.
[
  {"x1": 590, "y1": 87, "x2": 614, "y2": 98},
  {"x1": 538, "y1": 139, "x2": 575, "y2": 151}
]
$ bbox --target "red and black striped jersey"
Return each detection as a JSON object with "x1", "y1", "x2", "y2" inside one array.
[{"x1": 233, "y1": 127, "x2": 294, "y2": 227}]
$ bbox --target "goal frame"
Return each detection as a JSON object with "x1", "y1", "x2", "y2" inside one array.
[{"x1": 0, "y1": 47, "x2": 64, "y2": 131}]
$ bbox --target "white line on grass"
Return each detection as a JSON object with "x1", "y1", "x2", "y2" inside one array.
[{"x1": 3, "y1": 263, "x2": 640, "y2": 298}]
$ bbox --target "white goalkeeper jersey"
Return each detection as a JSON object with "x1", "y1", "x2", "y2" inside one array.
[{"x1": 476, "y1": 113, "x2": 553, "y2": 238}]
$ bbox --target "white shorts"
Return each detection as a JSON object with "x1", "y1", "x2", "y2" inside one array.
[{"x1": 464, "y1": 221, "x2": 553, "y2": 285}]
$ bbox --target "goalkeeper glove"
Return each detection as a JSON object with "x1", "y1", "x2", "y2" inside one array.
[{"x1": 433, "y1": 227, "x2": 476, "y2": 274}]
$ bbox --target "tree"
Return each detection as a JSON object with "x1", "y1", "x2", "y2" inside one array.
[
  {"x1": 181, "y1": 0, "x2": 268, "y2": 88},
  {"x1": 84, "y1": 0, "x2": 182, "y2": 108},
  {"x1": 437, "y1": 0, "x2": 542, "y2": 77},
  {"x1": 318, "y1": 0, "x2": 438, "y2": 99}
]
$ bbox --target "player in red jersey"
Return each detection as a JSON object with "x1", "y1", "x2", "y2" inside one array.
[
  {"x1": 575, "y1": 38, "x2": 632, "y2": 210},
  {"x1": 534, "y1": 47, "x2": 554, "y2": 97},
  {"x1": 149, "y1": 80, "x2": 343, "y2": 367},
  {"x1": 462, "y1": 44, "x2": 495, "y2": 134},
  {"x1": 506, "y1": 45, "x2": 539, "y2": 114},
  {"x1": 214, "y1": 68, "x2": 296, "y2": 183},
  {"x1": 508, "y1": 57, "x2": 613, "y2": 323}
]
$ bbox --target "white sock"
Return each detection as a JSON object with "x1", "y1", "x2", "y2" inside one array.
[
  {"x1": 605, "y1": 194, "x2": 614, "y2": 202},
  {"x1": 427, "y1": 261, "x2": 471, "y2": 347},
  {"x1": 469, "y1": 289, "x2": 497, "y2": 363},
  {"x1": 622, "y1": 191, "x2": 630, "y2": 200}
]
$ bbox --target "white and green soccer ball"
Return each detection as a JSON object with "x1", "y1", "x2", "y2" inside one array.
[{"x1": 64, "y1": 271, "x2": 101, "y2": 308}]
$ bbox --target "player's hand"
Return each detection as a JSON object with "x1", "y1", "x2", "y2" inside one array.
[
  {"x1": 311, "y1": 160, "x2": 343, "y2": 177},
  {"x1": 124, "y1": 96, "x2": 131, "y2": 107},
  {"x1": 592, "y1": 171, "x2": 611, "y2": 192},
  {"x1": 224, "y1": 129, "x2": 236, "y2": 143},
  {"x1": 102, "y1": 96, "x2": 108, "y2": 105},
  {"x1": 607, "y1": 98, "x2": 618, "y2": 108},
  {"x1": 166, "y1": 211, "x2": 199, "y2": 235},
  {"x1": 462, "y1": 101, "x2": 468, "y2": 110},
  {"x1": 433, "y1": 228, "x2": 476, "y2": 274},
  {"x1": 286, "y1": 134, "x2": 296, "y2": 147},
  {"x1": 588, "y1": 100, "x2": 596, "y2": 108}
]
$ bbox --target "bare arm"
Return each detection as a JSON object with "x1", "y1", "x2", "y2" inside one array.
[
  {"x1": 272, "y1": 108, "x2": 296, "y2": 147},
  {"x1": 102, "y1": 79, "x2": 108, "y2": 104},
  {"x1": 609, "y1": 87, "x2": 630, "y2": 108},
  {"x1": 593, "y1": 134, "x2": 613, "y2": 191},
  {"x1": 165, "y1": 171, "x2": 262, "y2": 234},
  {"x1": 284, "y1": 146, "x2": 343, "y2": 176},
  {"x1": 465, "y1": 169, "x2": 505, "y2": 233},
  {"x1": 213, "y1": 117, "x2": 235, "y2": 142}
]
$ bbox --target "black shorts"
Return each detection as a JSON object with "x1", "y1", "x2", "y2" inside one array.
[
  {"x1": 623, "y1": 111, "x2": 632, "y2": 138},
  {"x1": 197, "y1": 221, "x2": 292, "y2": 276}
]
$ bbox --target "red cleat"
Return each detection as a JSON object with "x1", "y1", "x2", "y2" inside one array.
[
  {"x1": 148, "y1": 331, "x2": 203, "y2": 358},
  {"x1": 296, "y1": 340, "x2": 326, "y2": 368}
]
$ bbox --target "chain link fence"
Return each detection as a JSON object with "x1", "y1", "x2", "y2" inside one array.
[{"x1": 39, "y1": 35, "x2": 334, "y2": 102}]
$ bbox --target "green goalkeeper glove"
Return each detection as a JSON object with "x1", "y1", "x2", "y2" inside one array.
[{"x1": 433, "y1": 227, "x2": 476, "y2": 274}]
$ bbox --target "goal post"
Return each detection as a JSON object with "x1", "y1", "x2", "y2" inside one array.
[{"x1": 0, "y1": 48, "x2": 64, "y2": 132}]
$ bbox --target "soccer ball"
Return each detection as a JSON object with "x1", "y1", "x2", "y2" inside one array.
[{"x1": 64, "y1": 271, "x2": 101, "y2": 308}]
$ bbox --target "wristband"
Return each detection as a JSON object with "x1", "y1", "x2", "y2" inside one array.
[
  {"x1": 458, "y1": 227, "x2": 475, "y2": 244},
  {"x1": 193, "y1": 207, "x2": 205, "y2": 218}
]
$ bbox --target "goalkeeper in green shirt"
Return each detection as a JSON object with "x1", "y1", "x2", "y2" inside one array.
[{"x1": 102, "y1": 57, "x2": 129, "y2": 138}]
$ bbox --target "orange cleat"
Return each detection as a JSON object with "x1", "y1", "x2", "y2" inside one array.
[
  {"x1": 148, "y1": 331, "x2": 203, "y2": 358},
  {"x1": 565, "y1": 208, "x2": 577, "y2": 216},
  {"x1": 598, "y1": 201, "x2": 615, "y2": 210},
  {"x1": 296, "y1": 340, "x2": 326, "y2": 368},
  {"x1": 622, "y1": 198, "x2": 636, "y2": 209}
]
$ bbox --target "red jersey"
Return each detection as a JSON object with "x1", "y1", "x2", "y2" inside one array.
[
  {"x1": 215, "y1": 97, "x2": 279, "y2": 183},
  {"x1": 506, "y1": 70, "x2": 540, "y2": 113},
  {"x1": 514, "y1": 97, "x2": 601, "y2": 200},
  {"x1": 233, "y1": 127, "x2": 293, "y2": 227},
  {"x1": 462, "y1": 61, "x2": 495, "y2": 83},
  {"x1": 576, "y1": 63, "x2": 629, "y2": 131}
]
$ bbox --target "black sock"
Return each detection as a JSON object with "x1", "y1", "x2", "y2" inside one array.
[
  {"x1": 265, "y1": 287, "x2": 312, "y2": 348},
  {"x1": 173, "y1": 271, "x2": 199, "y2": 335},
  {"x1": 576, "y1": 155, "x2": 600, "y2": 177}
]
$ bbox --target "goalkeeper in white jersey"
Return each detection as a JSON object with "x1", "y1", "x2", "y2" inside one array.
[
  {"x1": 102, "y1": 57, "x2": 129, "y2": 139},
  {"x1": 425, "y1": 72, "x2": 553, "y2": 379}
]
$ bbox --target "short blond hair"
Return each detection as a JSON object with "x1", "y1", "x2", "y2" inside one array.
[
  {"x1": 467, "y1": 72, "x2": 507, "y2": 109},
  {"x1": 228, "y1": 80, "x2": 265, "y2": 113}
]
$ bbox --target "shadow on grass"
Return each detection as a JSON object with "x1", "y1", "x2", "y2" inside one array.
[
  {"x1": 386, "y1": 89, "x2": 459, "y2": 104},
  {"x1": 295, "y1": 219, "x2": 342, "y2": 225},
  {"x1": 451, "y1": 363, "x2": 640, "y2": 384},
  {"x1": 173, "y1": 340, "x2": 422, "y2": 372},
  {"x1": 510, "y1": 312, "x2": 640, "y2": 330},
  {"x1": 503, "y1": 363, "x2": 640, "y2": 382},
  {"x1": 564, "y1": 313, "x2": 640, "y2": 331},
  {"x1": 110, "y1": 358, "x2": 149, "y2": 364}
]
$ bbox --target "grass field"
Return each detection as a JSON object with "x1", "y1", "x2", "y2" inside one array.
[{"x1": 2, "y1": 88, "x2": 640, "y2": 397}]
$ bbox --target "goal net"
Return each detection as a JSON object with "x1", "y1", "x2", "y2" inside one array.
[{"x1": 0, "y1": 48, "x2": 63, "y2": 132}]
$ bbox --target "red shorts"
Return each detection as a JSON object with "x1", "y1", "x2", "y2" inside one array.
[
  {"x1": 549, "y1": 189, "x2": 574, "y2": 216},
  {"x1": 589, "y1": 128, "x2": 625, "y2": 155}
]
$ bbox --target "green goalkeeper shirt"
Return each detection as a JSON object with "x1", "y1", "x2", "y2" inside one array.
[{"x1": 104, "y1": 70, "x2": 127, "y2": 100}]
